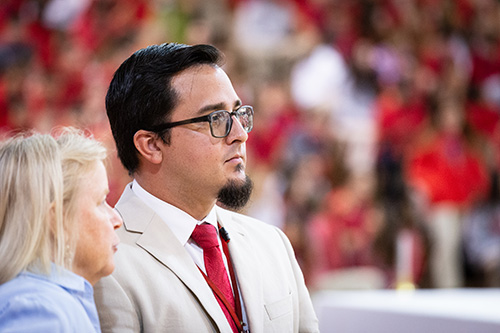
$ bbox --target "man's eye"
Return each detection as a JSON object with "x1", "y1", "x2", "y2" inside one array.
[{"x1": 211, "y1": 113, "x2": 226, "y2": 125}]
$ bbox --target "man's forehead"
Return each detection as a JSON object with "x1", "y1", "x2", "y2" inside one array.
[{"x1": 170, "y1": 65, "x2": 238, "y2": 113}]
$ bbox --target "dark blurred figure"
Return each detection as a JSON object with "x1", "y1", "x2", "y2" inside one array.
[
  {"x1": 463, "y1": 170, "x2": 500, "y2": 287},
  {"x1": 373, "y1": 152, "x2": 431, "y2": 289}
]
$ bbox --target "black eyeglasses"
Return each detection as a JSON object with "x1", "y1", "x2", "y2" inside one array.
[{"x1": 147, "y1": 105, "x2": 254, "y2": 138}]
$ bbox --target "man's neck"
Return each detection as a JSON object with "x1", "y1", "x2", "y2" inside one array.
[{"x1": 133, "y1": 176, "x2": 216, "y2": 221}]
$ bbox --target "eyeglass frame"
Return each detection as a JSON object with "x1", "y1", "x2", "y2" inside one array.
[{"x1": 145, "y1": 105, "x2": 254, "y2": 138}]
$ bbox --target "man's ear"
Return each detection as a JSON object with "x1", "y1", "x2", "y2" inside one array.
[{"x1": 133, "y1": 130, "x2": 163, "y2": 165}]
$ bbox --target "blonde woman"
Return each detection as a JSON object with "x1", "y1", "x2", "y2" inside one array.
[
  {"x1": 56, "y1": 128, "x2": 122, "y2": 286},
  {"x1": 0, "y1": 129, "x2": 122, "y2": 332}
]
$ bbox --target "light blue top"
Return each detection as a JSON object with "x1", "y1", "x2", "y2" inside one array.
[{"x1": 0, "y1": 264, "x2": 101, "y2": 332}]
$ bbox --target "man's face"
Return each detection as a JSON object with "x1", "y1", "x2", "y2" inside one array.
[{"x1": 161, "y1": 64, "x2": 249, "y2": 202}]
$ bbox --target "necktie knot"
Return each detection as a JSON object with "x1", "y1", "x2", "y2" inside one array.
[{"x1": 191, "y1": 223, "x2": 219, "y2": 250}]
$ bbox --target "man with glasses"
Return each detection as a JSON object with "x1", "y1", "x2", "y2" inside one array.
[{"x1": 94, "y1": 43, "x2": 319, "y2": 333}]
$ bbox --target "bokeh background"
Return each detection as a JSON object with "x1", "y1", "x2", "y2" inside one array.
[{"x1": 1, "y1": 0, "x2": 500, "y2": 291}]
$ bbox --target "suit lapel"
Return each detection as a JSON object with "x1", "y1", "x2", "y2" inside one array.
[
  {"x1": 115, "y1": 185, "x2": 232, "y2": 332},
  {"x1": 216, "y1": 207, "x2": 265, "y2": 333}
]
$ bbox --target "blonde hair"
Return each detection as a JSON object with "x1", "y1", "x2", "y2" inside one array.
[
  {"x1": 0, "y1": 133, "x2": 65, "y2": 284},
  {"x1": 54, "y1": 127, "x2": 107, "y2": 261}
]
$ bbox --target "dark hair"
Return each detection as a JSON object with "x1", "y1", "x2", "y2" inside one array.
[{"x1": 105, "y1": 43, "x2": 224, "y2": 174}]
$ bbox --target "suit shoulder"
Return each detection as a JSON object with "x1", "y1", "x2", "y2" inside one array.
[
  {"x1": 219, "y1": 207, "x2": 279, "y2": 231},
  {"x1": 217, "y1": 207, "x2": 289, "y2": 245}
]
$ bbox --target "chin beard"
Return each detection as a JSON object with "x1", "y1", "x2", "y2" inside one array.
[{"x1": 217, "y1": 175, "x2": 253, "y2": 211}]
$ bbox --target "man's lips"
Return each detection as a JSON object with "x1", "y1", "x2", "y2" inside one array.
[{"x1": 226, "y1": 155, "x2": 244, "y2": 163}]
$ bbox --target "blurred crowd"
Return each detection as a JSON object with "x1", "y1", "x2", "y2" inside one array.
[{"x1": 1, "y1": 0, "x2": 500, "y2": 290}]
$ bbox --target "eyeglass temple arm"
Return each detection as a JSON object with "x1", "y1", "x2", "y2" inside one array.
[{"x1": 146, "y1": 114, "x2": 211, "y2": 132}]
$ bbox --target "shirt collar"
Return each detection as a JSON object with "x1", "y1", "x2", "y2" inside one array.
[
  {"x1": 131, "y1": 179, "x2": 218, "y2": 246},
  {"x1": 24, "y1": 263, "x2": 90, "y2": 294}
]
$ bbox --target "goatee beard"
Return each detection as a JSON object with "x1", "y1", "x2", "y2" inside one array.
[{"x1": 217, "y1": 175, "x2": 253, "y2": 211}]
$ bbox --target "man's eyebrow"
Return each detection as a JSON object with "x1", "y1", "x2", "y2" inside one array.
[{"x1": 197, "y1": 100, "x2": 242, "y2": 115}]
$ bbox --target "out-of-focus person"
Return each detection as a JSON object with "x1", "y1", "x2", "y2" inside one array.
[{"x1": 406, "y1": 95, "x2": 490, "y2": 287}]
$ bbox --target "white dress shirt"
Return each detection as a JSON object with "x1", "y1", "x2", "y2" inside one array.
[{"x1": 131, "y1": 180, "x2": 229, "y2": 277}]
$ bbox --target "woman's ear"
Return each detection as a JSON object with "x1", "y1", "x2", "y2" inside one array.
[{"x1": 133, "y1": 130, "x2": 163, "y2": 165}]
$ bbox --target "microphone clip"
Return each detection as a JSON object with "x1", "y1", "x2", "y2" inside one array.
[{"x1": 219, "y1": 227, "x2": 230, "y2": 243}]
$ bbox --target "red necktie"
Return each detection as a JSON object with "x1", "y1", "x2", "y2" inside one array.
[{"x1": 191, "y1": 224, "x2": 238, "y2": 332}]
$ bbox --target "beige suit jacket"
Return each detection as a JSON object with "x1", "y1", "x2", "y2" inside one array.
[{"x1": 94, "y1": 184, "x2": 319, "y2": 332}]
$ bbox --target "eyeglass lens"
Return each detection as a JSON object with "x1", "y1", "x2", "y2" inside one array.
[{"x1": 210, "y1": 107, "x2": 253, "y2": 138}]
